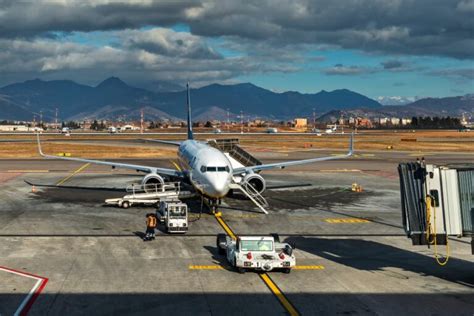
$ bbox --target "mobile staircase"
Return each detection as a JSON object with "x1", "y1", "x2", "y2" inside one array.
[
  {"x1": 208, "y1": 138, "x2": 262, "y2": 168},
  {"x1": 208, "y1": 138, "x2": 269, "y2": 214},
  {"x1": 229, "y1": 182, "x2": 269, "y2": 214}
]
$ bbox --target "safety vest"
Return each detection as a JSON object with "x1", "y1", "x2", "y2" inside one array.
[{"x1": 147, "y1": 216, "x2": 157, "y2": 228}]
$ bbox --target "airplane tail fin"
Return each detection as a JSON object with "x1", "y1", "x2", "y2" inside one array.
[
  {"x1": 186, "y1": 82, "x2": 193, "y2": 140},
  {"x1": 36, "y1": 133, "x2": 45, "y2": 157},
  {"x1": 349, "y1": 132, "x2": 354, "y2": 156}
]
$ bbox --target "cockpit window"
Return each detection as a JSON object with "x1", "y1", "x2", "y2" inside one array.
[{"x1": 201, "y1": 166, "x2": 229, "y2": 172}]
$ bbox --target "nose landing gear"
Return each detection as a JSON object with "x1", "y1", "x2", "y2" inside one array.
[{"x1": 207, "y1": 198, "x2": 222, "y2": 216}]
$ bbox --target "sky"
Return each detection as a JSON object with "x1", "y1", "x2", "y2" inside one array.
[{"x1": 0, "y1": 0, "x2": 473, "y2": 100}]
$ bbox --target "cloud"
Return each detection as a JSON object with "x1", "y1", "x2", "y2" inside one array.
[
  {"x1": 121, "y1": 28, "x2": 222, "y2": 59},
  {"x1": 381, "y1": 60, "x2": 403, "y2": 69},
  {"x1": 0, "y1": 0, "x2": 197, "y2": 37},
  {"x1": 457, "y1": 0, "x2": 474, "y2": 12},
  {"x1": 428, "y1": 68, "x2": 474, "y2": 80},
  {"x1": 0, "y1": 0, "x2": 473, "y2": 59},
  {"x1": 324, "y1": 64, "x2": 377, "y2": 76},
  {"x1": 0, "y1": 28, "x2": 298, "y2": 87},
  {"x1": 451, "y1": 88, "x2": 465, "y2": 94}
]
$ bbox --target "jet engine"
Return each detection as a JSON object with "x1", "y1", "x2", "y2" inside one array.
[
  {"x1": 242, "y1": 173, "x2": 266, "y2": 194},
  {"x1": 141, "y1": 173, "x2": 165, "y2": 193}
]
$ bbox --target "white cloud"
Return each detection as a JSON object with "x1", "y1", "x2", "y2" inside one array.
[
  {"x1": 0, "y1": 28, "x2": 298, "y2": 87},
  {"x1": 324, "y1": 64, "x2": 378, "y2": 76}
]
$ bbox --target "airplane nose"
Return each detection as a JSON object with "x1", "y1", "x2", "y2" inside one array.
[{"x1": 209, "y1": 176, "x2": 230, "y2": 197}]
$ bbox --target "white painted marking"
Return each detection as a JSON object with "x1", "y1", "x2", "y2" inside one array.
[
  {"x1": 0, "y1": 267, "x2": 46, "y2": 316},
  {"x1": 13, "y1": 279, "x2": 42, "y2": 316}
]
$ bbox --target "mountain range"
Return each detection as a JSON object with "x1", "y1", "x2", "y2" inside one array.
[{"x1": 0, "y1": 77, "x2": 472, "y2": 121}]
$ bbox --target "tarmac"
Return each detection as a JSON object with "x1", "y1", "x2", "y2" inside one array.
[{"x1": 0, "y1": 144, "x2": 473, "y2": 315}]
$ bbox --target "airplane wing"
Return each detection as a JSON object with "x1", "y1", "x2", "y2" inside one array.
[
  {"x1": 233, "y1": 133, "x2": 354, "y2": 174},
  {"x1": 25, "y1": 180, "x2": 126, "y2": 192},
  {"x1": 36, "y1": 134, "x2": 183, "y2": 178},
  {"x1": 140, "y1": 139, "x2": 182, "y2": 146}
]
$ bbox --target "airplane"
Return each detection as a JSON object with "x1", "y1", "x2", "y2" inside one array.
[
  {"x1": 325, "y1": 124, "x2": 337, "y2": 134},
  {"x1": 36, "y1": 83, "x2": 354, "y2": 212}
]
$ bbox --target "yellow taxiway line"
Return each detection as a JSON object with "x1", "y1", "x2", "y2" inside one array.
[
  {"x1": 169, "y1": 160, "x2": 182, "y2": 171},
  {"x1": 56, "y1": 163, "x2": 90, "y2": 186},
  {"x1": 189, "y1": 265, "x2": 224, "y2": 270},
  {"x1": 293, "y1": 265, "x2": 325, "y2": 270},
  {"x1": 7, "y1": 170, "x2": 49, "y2": 173},
  {"x1": 324, "y1": 218, "x2": 370, "y2": 223},
  {"x1": 319, "y1": 169, "x2": 361, "y2": 172},
  {"x1": 212, "y1": 212, "x2": 300, "y2": 316},
  {"x1": 259, "y1": 273, "x2": 300, "y2": 316},
  {"x1": 214, "y1": 213, "x2": 236, "y2": 240}
]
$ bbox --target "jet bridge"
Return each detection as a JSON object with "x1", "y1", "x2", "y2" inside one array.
[{"x1": 398, "y1": 162, "x2": 474, "y2": 257}]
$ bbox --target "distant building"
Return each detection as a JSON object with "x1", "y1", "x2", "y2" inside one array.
[
  {"x1": 120, "y1": 124, "x2": 140, "y2": 131},
  {"x1": 391, "y1": 117, "x2": 401, "y2": 125},
  {"x1": 461, "y1": 113, "x2": 470, "y2": 127},
  {"x1": 81, "y1": 120, "x2": 92, "y2": 129},
  {"x1": 294, "y1": 118, "x2": 307, "y2": 128},
  {"x1": 0, "y1": 125, "x2": 29, "y2": 132},
  {"x1": 379, "y1": 117, "x2": 388, "y2": 125},
  {"x1": 45, "y1": 122, "x2": 61, "y2": 130},
  {"x1": 348, "y1": 117, "x2": 356, "y2": 125},
  {"x1": 356, "y1": 118, "x2": 373, "y2": 128},
  {"x1": 401, "y1": 118, "x2": 412, "y2": 125}
]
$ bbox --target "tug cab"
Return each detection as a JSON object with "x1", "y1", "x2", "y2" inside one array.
[{"x1": 157, "y1": 200, "x2": 188, "y2": 233}]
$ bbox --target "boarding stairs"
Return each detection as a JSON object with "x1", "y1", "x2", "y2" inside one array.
[
  {"x1": 229, "y1": 182, "x2": 269, "y2": 214},
  {"x1": 208, "y1": 138, "x2": 262, "y2": 167}
]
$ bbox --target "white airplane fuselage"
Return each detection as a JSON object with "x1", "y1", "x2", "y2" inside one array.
[{"x1": 177, "y1": 140, "x2": 233, "y2": 199}]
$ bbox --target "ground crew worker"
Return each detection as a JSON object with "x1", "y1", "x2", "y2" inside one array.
[{"x1": 144, "y1": 213, "x2": 157, "y2": 241}]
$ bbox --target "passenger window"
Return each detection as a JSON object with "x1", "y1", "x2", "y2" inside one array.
[
  {"x1": 217, "y1": 167, "x2": 227, "y2": 172},
  {"x1": 207, "y1": 167, "x2": 217, "y2": 172}
]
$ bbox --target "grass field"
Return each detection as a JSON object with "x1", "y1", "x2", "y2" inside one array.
[{"x1": 0, "y1": 130, "x2": 473, "y2": 158}]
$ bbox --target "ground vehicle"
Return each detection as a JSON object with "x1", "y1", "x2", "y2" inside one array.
[
  {"x1": 216, "y1": 234, "x2": 295, "y2": 273},
  {"x1": 311, "y1": 128, "x2": 322, "y2": 136},
  {"x1": 157, "y1": 200, "x2": 188, "y2": 233},
  {"x1": 105, "y1": 182, "x2": 194, "y2": 208}
]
